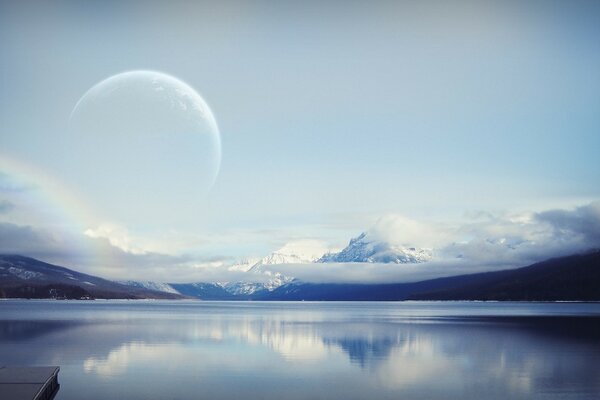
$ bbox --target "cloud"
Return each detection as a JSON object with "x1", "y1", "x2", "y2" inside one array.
[
  {"x1": 0, "y1": 222, "x2": 180, "y2": 280},
  {"x1": 269, "y1": 260, "x2": 474, "y2": 284},
  {"x1": 535, "y1": 201, "x2": 600, "y2": 248},
  {"x1": 0, "y1": 222, "x2": 65, "y2": 258},
  {"x1": 1, "y1": 202, "x2": 599, "y2": 285},
  {"x1": 273, "y1": 239, "x2": 335, "y2": 260},
  {"x1": 367, "y1": 214, "x2": 450, "y2": 248},
  {"x1": 0, "y1": 199, "x2": 14, "y2": 214},
  {"x1": 0, "y1": 221, "x2": 253, "y2": 283},
  {"x1": 84, "y1": 223, "x2": 147, "y2": 255},
  {"x1": 270, "y1": 201, "x2": 600, "y2": 283},
  {"x1": 437, "y1": 202, "x2": 600, "y2": 269}
]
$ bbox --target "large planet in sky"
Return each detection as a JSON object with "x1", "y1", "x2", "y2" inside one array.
[{"x1": 68, "y1": 70, "x2": 221, "y2": 220}]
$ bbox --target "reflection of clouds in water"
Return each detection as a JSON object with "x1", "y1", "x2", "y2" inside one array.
[
  {"x1": 3, "y1": 303, "x2": 600, "y2": 399},
  {"x1": 84, "y1": 341, "x2": 142, "y2": 376},
  {"x1": 77, "y1": 317, "x2": 600, "y2": 398},
  {"x1": 218, "y1": 321, "x2": 331, "y2": 362},
  {"x1": 81, "y1": 321, "x2": 334, "y2": 378},
  {"x1": 246, "y1": 329, "x2": 330, "y2": 362},
  {"x1": 165, "y1": 315, "x2": 336, "y2": 362},
  {"x1": 376, "y1": 341, "x2": 456, "y2": 390},
  {"x1": 236, "y1": 321, "x2": 335, "y2": 362},
  {"x1": 79, "y1": 322, "x2": 521, "y2": 397},
  {"x1": 10, "y1": 316, "x2": 595, "y2": 396}
]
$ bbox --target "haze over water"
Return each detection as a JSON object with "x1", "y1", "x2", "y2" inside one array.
[{"x1": 1, "y1": 301, "x2": 599, "y2": 400}]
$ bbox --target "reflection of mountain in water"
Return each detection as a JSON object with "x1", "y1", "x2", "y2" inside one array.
[
  {"x1": 323, "y1": 336, "x2": 402, "y2": 368},
  {"x1": 2, "y1": 302, "x2": 600, "y2": 400}
]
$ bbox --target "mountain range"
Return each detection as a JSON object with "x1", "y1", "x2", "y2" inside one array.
[
  {"x1": 221, "y1": 231, "x2": 433, "y2": 295},
  {"x1": 1, "y1": 250, "x2": 599, "y2": 301},
  {"x1": 149, "y1": 232, "x2": 434, "y2": 297}
]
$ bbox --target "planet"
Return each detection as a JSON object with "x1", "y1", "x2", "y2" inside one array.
[{"x1": 68, "y1": 70, "x2": 221, "y2": 220}]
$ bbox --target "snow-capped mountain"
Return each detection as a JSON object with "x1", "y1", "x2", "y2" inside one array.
[
  {"x1": 318, "y1": 232, "x2": 432, "y2": 264},
  {"x1": 224, "y1": 270, "x2": 294, "y2": 294},
  {"x1": 169, "y1": 282, "x2": 234, "y2": 299},
  {"x1": 250, "y1": 251, "x2": 316, "y2": 268},
  {"x1": 119, "y1": 243, "x2": 323, "y2": 297},
  {"x1": 221, "y1": 270, "x2": 292, "y2": 295},
  {"x1": 118, "y1": 235, "x2": 432, "y2": 298},
  {"x1": 251, "y1": 240, "x2": 330, "y2": 269},
  {"x1": 222, "y1": 240, "x2": 330, "y2": 295},
  {"x1": 222, "y1": 281, "x2": 271, "y2": 296}
]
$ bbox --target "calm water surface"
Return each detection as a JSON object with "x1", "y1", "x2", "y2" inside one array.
[{"x1": 1, "y1": 300, "x2": 599, "y2": 400}]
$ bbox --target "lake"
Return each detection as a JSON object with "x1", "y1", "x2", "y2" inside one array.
[{"x1": 1, "y1": 300, "x2": 599, "y2": 400}]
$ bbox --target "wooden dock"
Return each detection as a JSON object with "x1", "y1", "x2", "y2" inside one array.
[{"x1": 0, "y1": 367, "x2": 59, "y2": 400}]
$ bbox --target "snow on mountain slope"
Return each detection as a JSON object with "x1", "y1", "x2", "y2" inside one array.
[
  {"x1": 169, "y1": 282, "x2": 233, "y2": 299},
  {"x1": 225, "y1": 241, "x2": 328, "y2": 294},
  {"x1": 2, "y1": 265, "x2": 43, "y2": 280},
  {"x1": 251, "y1": 240, "x2": 331, "y2": 268},
  {"x1": 318, "y1": 232, "x2": 432, "y2": 264},
  {"x1": 222, "y1": 281, "x2": 269, "y2": 296}
]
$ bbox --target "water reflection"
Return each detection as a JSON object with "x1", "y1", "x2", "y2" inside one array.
[
  {"x1": 323, "y1": 335, "x2": 400, "y2": 367},
  {"x1": 0, "y1": 301, "x2": 599, "y2": 400}
]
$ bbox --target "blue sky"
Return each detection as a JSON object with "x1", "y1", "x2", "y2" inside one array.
[{"x1": 0, "y1": 1, "x2": 599, "y2": 280}]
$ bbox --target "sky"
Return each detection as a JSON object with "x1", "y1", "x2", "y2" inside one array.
[{"x1": 1, "y1": 0, "x2": 599, "y2": 282}]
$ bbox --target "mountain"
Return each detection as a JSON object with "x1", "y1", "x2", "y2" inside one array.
[
  {"x1": 260, "y1": 251, "x2": 600, "y2": 301},
  {"x1": 220, "y1": 235, "x2": 434, "y2": 294},
  {"x1": 118, "y1": 280, "x2": 259, "y2": 299},
  {"x1": 118, "y1": 243, "x2": 322, "y2": 298},
  {"x1": 251, "y1": 246, "x2": 321, "y2": 266},
  {"x1": 222, "y1": 281, "x2": 271, "y2": 296},
  {"x1": 4, "y1": 251, "x2": 598, "y2": 301},
  {"x1": 131, "y1": 235, "x2": 434, "y2": 299},
  {"x1": 318, "y1": 232, "x2": 432, "y2": 264},
  {"x1": 409, "y1": 251, "x2": 600, "y2": 301},
  {"x1": 222, "y1": 242, "x2": 326, "y2": 295},
  {"x1": 0, "y1": 255, "x2": 184, "y2": 299}
]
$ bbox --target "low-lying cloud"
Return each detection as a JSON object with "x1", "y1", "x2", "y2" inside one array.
[
  {"x1": 367, "y1": 214, "x2": 449, "y2": 249},
  {"x1": 0, "y1": 222, "x2": 231, "y2": 282},
  {"x1": 268, "y1": 201, "x2": 600, "y2": 283},
  {"x1": 269, "y1": 260, "x2": 475, "y2": 284},
  {"x1": 1, "y1": 201, "x2": 599, "y2": 284},
  {"x1": 536, "y1": 201, "x2": 600, "y2": 248}
]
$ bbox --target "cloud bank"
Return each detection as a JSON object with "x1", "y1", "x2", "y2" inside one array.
[
  {"x1": 0, "y1": 222, "x2": 229, "y2": 282},
  {"x1": 0, "y1": 201, "x2": 599, "y2": 284},
  {"x1": 268, "y1": 201, "x2": 600, "y2": 283}
]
